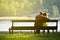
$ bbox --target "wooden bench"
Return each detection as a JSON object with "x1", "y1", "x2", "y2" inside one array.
[
  {"x1": 9, "y1": 19, "x2": 58, "y2": 34},
  {"x1": 9, "y1": 20, "x2": 35, "y2": 33},
  {"x1": 36, "y1": 20, "x2": 58, "y2": 33}
]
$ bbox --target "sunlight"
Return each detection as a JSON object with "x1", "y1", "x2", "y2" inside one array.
[
  {"x1": 0, "y1": 17, "x2": 30, "y2": 20},
  {"x1": 21, "y1": 3, "x2": 25, "y2": 8},
  {"x1": 15, "y1": 2, "x2": 19, "y2": 7},
  {"x1": 24, "y1": 0, "x2": 28, "y2": 3},
  {"x1": 7, "y1": 34, "x2": 34, "y2": 38},
  {"x1": 40, "y1": 0, "x2": 43, "y2": 5},
  {"x1": 0, "y1": 0, "x2": 59, "y2": 18}
]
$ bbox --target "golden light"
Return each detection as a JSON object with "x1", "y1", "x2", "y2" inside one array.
[
  {"x1": 0, "y1": 0, "x2": 45, "y2": 17},
  {"x1": 0, "y1": 16, "x2": 29, "y2": 20},
  {"x1": 24, "y1": 0, "x2": 28, "y2": 3},
  {"x1": 15, "y1": 2, "x2": 19, "y2": 7},
  {"x1": 6, "y1": 34, "x2": 34, "y2": 38},
  {"x1": 40, "y1": 0, "x2": 43, "y2": 5},
  {"x1": 21, "y1": 3, "x2": 25, "y2": 8}
]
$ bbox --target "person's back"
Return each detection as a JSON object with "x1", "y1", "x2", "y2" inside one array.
[
  {"x1": 35, "y1": 12, "x2": 49, "y2": 27},
  {"x1": 35, "y1": 12, "x2": 44, "y2": 27},
  {"x1": 35, "y1": 12, "x2": 49, "y2": 33},
  {"x1": 35, "y1": 12, "x2": 45, "y2": 33}
]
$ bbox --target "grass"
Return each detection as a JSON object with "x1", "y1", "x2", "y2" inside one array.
[{"x1": 0, "y1": 33, "x2": 60, "y2": 40}]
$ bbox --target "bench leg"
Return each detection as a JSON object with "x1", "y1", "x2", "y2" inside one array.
[
  {"x1": 56, "y1": 29, "x2": 57, "y2": 33},
  {"x1": 43, "y1": 29, "x2": 45, "y2": 34},
  {"x1": 31, "y1": 30, "x2": 32, "y2": 33},
  {"x1": 34, "y1": 30, "x2": 35, "y2": 34},
  {"x1": 9, "y1": 29, "x2": 11, "y2": 34},
  {"x1": 47, "y1": 30, "x2": 49, "y2": 33},
  {"x1": 12, "y1": 30, "x2": 13, "y2": 34},
  {"x1": 35, "y1": 30, "x2": 40, "y2": 34},
  {"x1": 34, "y1": 30, "x2": 37, "y2": 34},
  {"x1": 52, "y1": 29, "x2": 54, "y2": 33},
  {"x1": 39, "y1": 30, "x2": 40, "y2": 34}
]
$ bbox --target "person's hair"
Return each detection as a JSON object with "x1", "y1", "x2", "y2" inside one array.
[
  {"x1": 40, "y1": 12, "x2": 43, "y2": 15},
  {"x1": 43, "y1": 13, "x2": 47, "y2": 16}
]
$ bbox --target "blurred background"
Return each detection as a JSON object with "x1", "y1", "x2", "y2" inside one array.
[
  {"x1": 0, "y1": 0, "x2": 60, "y2": 32},
  {"x1": 0, "y1": 0, "x2": 60, "y2": 18}
]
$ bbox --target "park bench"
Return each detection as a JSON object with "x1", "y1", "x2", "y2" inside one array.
[
  {"x1": 9, "y1": 19, "x2": 58, "y2": 34},
  {"x1": 9, "y1": 20, "x2": 35, "y2": 33},
  {"x1": 36, "y1": 20, "x2": 58, "y2": 33}
]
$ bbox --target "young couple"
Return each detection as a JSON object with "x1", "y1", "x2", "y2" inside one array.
[{"x1": 35, "y1": 12, "x2": 49, "y2": 33}]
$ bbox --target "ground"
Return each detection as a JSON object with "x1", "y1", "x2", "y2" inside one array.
[{"x1": 0, "y1": 33, "x2": 60, "y2": 40}]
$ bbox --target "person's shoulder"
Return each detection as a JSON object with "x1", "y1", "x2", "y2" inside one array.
[
  {"x1": 35, "y1": 15, "x2": 41, "y2": 19},
  {"x1": 36, "y1": 15, "x2": 40, "y2": 17},
  {"x1": 43, "y1": 17, "x2": 50, "y2": 20}
]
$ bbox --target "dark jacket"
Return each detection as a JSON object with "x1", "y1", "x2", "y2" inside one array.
[{"x1": 35, "y1": 15, "x2": 49, "y2": 27}]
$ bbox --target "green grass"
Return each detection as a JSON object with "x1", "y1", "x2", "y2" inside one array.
[{"x1": 0, "y1": 33, "x2": 60, "y2": 40}]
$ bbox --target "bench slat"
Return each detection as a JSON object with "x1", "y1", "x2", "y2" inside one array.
[
  {"x1": 12, "y1": 20, "x2": 35, "y2": 22},
  {"x1": 10, "y1": 27, "x2": 35, "y2": 30}
]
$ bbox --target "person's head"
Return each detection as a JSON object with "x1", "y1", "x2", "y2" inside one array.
[
  {"x1": 43, "y1": 12, "x2": 47, "y2": 16},
  {"x1": 39, "y1": 12, "x2": 43, "y2": 15},
  {"x1": 43, "y1": 12, "x2": 48, "y2": 18}
]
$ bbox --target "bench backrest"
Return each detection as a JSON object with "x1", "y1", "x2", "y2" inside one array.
[
  {"x1": 12, "y1": 20, "x2": 35, "y2": 22},
  {"x1": 11, "y1": 20, "x2": 58, "y2": 28},
  {"x1": 45, "y1": 20, "x2": 58, "y2": 26},
  {"x1": 11, "y1": 20, "x2": 35, "y2": 27},
  {"x1": 35, "y1": 20, "x2": 58, "y2": 27}
]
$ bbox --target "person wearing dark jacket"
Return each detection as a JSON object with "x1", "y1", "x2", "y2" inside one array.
[{"x1": 35, "y1": 12, "x2": 49, "y2": 34}]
